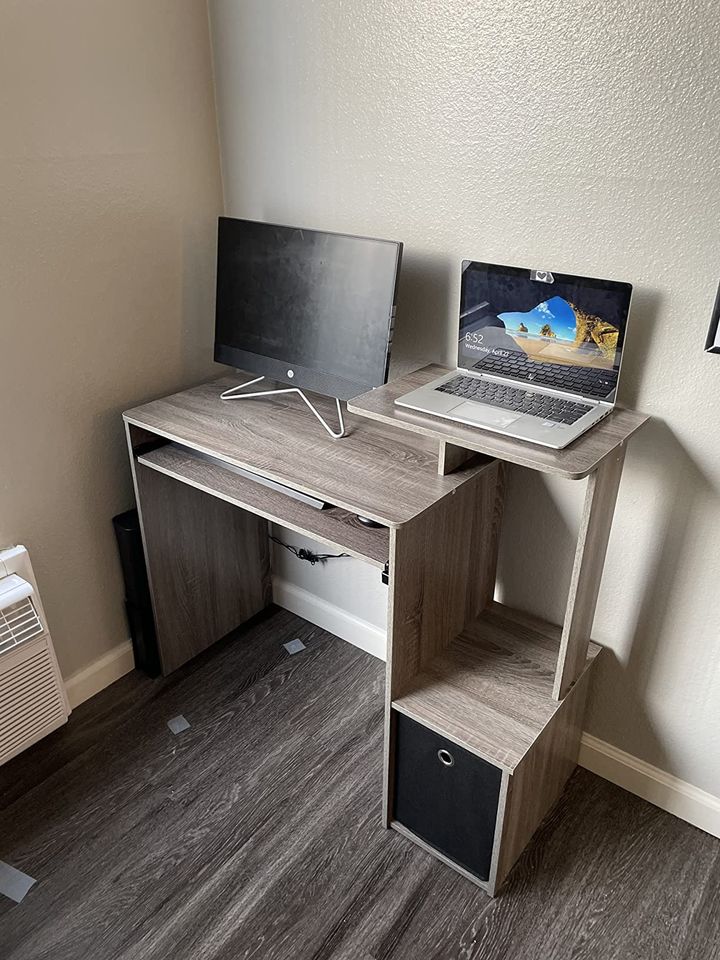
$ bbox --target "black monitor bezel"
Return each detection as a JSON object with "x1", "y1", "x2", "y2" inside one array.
[{"x1": 214, "y1": 217, "x2": 403, "y2": 401}]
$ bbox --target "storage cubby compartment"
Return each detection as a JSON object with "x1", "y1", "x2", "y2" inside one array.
[
  {"x1": 392, "y1": 712, "x2": 502, "y2": 883},
  {"x1": 388, "y1": 602, "x2": 603, "y2": 893},
  {"x1": 391, "y1": 602, "x2": 594, "y2": 768}
]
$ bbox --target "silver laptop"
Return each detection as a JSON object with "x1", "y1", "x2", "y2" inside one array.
[{"x1": 396, "y1": 261, "x2": 633, "y2": 449}]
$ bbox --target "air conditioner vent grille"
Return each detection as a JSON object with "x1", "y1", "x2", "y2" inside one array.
[
  {"x1": 0, "y1": 547, "x2": 69, "y2": 767},
  {"x1": 0, "y1": 644, "x2": 66, "y2": 765},
  {"x1": 0, "y1": 597, "x2": 44, "y2": 654}
]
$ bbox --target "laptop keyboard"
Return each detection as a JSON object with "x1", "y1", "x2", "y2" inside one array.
[
  {"x1": 472, "y1": 353, "x2": 617, "y2": 399},
  {"x1": 436, "y1": 375, "x2": 594, "y2": 424}
]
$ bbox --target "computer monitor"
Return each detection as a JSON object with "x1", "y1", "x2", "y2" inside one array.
[{"x1": 214, "y1": 217, "x2": 403, "y2": 401}]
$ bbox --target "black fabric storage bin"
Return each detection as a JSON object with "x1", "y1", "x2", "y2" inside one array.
[{"x1": 392, "y1": 711, "x2": 502, "y2": 882}]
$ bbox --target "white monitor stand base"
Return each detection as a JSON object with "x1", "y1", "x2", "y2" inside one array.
[{"x1": 220, "y1": 375, "x2": 347, "y2": 440}]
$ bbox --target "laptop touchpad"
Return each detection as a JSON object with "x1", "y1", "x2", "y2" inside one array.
[{"x1": 450, "y1": 401, "x2": 524, "y2": 428}]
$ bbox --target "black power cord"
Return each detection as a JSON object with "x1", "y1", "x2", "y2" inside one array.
[{"x1": 269, "y1": 535, "x2": 350, "y2": 566}]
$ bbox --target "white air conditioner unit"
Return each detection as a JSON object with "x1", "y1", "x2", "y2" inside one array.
[{"x1": 0, "y1": 545, "x2": 70, "y2": 766}]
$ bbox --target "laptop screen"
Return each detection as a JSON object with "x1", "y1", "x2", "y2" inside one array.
[{"x1": 457, "y1": 262, "x2": 633, "y2": 399}]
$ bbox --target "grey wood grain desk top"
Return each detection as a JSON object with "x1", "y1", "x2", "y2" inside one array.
[
  {"x1": 349, "y1": 365, "x2": 649, "y2": 480},
  {"x1": 124, "y1": 376, "x2": 493, "y2": 528}
]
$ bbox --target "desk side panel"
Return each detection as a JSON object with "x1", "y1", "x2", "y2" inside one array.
[
  {"x1": 494, "y1": 653, "x2": 596, "y2": 890},
  {"x1": 389, "y1": 460, "x2": 504, "y2": 694},
  {"x1": 133, "y1": 460, "x2": 272, "y2": 674}
]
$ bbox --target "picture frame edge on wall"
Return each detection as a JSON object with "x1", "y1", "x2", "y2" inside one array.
[{"x1": 705, "y1": 280, "x2": 720, "y2": 354}]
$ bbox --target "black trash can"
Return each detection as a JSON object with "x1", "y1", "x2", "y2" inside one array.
[{"x1": 112, "y1": 509, "x2": 161, "y2": 677}]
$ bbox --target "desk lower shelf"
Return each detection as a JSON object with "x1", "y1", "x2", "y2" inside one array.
[{"x1": 137, "y1": 443, "x2": 390, "y2": 568}]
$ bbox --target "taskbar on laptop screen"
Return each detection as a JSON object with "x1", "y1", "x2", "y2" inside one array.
[{"x1": 457, "y1": 262, "x2": 633, "y2": 398}]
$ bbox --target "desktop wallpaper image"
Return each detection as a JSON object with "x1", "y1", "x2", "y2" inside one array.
[{"x1": 497, "y1": 296, "x2": 619, "y2": 368}]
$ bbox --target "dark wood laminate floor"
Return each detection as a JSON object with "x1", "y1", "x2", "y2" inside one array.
[{"x1": 1, "y1": 608, "x2": 718, "y2": 960}]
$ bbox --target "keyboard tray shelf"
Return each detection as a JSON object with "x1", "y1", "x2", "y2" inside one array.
[{"x1": 137, "y1": 443, "x2": 390, "y2": 568}]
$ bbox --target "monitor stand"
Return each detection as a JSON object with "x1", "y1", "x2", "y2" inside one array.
[{"x1": 220, "y1": 375, "x2": 347, "y2": 439}]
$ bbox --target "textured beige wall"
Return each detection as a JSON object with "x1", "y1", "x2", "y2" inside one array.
[
  {"x1": 210, "y1": 0, "x2": 720, "y2": 794},
  {"x1": 0, "y1": 1, "x2": 223, "y2": 678}
]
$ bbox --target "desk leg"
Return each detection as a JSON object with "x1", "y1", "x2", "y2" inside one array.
[
  {"x1": 553, "y1": 446, "x2": 626, "y2": 699},
  {"x1": 133, "y1": 461, "x2": 272, "y2": 675}
]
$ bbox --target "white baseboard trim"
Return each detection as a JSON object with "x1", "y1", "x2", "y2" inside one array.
[
  {"x1": 272, "y1": 577, "x2": 387, "y2": 661},
  {"x1": 63, "y1": 639, "x2": 135, "y2": 709},
  {"x1": 579, "y1": 732, "x2": 720, "y2": 840}
]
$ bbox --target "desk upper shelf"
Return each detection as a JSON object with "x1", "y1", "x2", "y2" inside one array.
[
  {"x1": 124, "y1": 375, "x2": 494, "y2": 528},
  {"x1": 349, "y1": 365, "x2": 648, "y2": 480}
]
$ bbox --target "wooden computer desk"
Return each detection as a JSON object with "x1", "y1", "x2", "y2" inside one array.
[{"x1": 123, "y1": 367, "x2": 647, "y2": 896}]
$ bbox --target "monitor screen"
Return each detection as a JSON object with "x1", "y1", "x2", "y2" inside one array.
[
  {"x1": 458, "y1": 262, "x2": 632, "y2": 395},
  {"x1": 214, "y1": 218, "x2": 403, "y2": 400}
]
